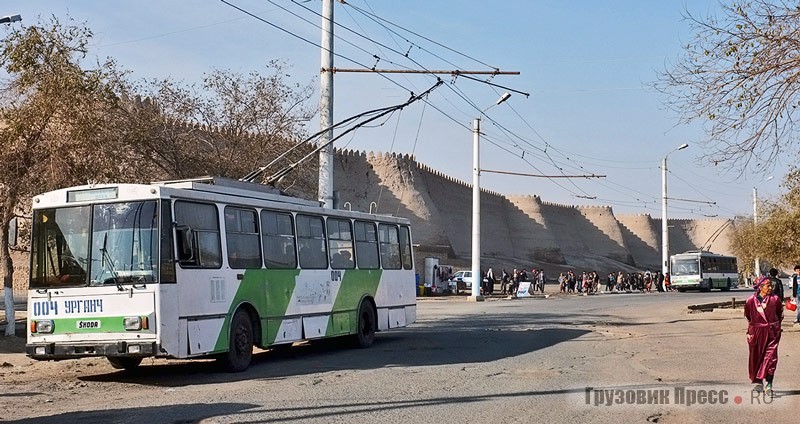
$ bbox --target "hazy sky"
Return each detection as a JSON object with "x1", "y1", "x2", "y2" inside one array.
[{"x1": 2, "y1": 1, "x2": 786, "y2": 219}]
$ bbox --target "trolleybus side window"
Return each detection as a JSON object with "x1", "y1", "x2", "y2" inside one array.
[
  {"x1": 261, "y1": 210, "x2": 297, "y2": 269},
  {"x1": 225, "y1": 206, "x2": 262, "y2": 269},
  {"x1": 399, "y1": 225, "x2": 413, "y2": 270},
  {"x1": 328, "y1": 218, "x2": 355, "y2": 269},
  {"x1": 174, "y1": 201, "x2": 222, "y2": 268},
  {"x1": 354, "y1": 220, "x2": 379, "y2": 269},
  {"x1": 297, "y1": 214, "x2": 327, "y2": 269},
  {"x1": 378, "y1": 224, "x2": 401, "y2": 270}
]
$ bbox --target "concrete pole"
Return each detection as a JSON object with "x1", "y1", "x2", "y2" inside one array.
[
  {"x1": 318, "y1": 0, "x2": 334, "y2": 209},
  {"x1": 753, "y1": 186, "x2": 760, "y2": 277},
  {"x1": 662, "y1": 156, "x2": 669, "y2": 277},
  {"x1": 471, "y1": 118, "x2": 484, "y2": 300}
]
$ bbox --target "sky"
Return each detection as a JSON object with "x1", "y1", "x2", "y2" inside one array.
[{"x1": 1, "y1": 0, "x2": 788, "y2": 219}]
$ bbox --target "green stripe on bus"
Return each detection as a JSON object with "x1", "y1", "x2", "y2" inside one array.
[
  {"x1": 45, "y1": 316, "x2": 130, "y2": 334},
  {"x1": 329, "y1": 269, "x2": 382, "y2": 334},
  {"x1": 214, "y1": 268, "x2": 301, "y2": 350}
]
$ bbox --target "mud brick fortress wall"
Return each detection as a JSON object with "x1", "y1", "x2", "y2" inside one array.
[{"x1": 332, "y1": 149, "x2": 732, "y2": 276}]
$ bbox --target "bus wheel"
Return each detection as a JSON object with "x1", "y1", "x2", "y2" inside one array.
[
  {"x1": 721, "y1": 278, "x2": 732, "y2": 292},
  {"x1": 221, "y1": 309, "x2": 253, "y2": 372},
  {"x1": 701, "y1": 279, "x2": 712, "y2": 292},
  {"x1": 107, "y1": 356, "x2": 142, "y2": 371},
  {"x1": 353, "y1": 299, "x2": 376, "y2": 348}
]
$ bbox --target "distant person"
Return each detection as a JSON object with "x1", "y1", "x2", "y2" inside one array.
[
  {"x1": 767, "y1": 268, "x2": 785, "y2": 301},
  {"x1": 537, "y1": 269, "x2": 546, "y2": 294},
  {"x1": 485, "y1": 267, "x2": 495, "y2": 295},
  {"x1": 501, "y1": 269, "x2": 510, "y2": 295},
  {"x1": 745, "y1": 276, "x2": 783, "y2": 396},
  {"x1": 793, "y1": 265, "x2": 800, "y2": 324}
]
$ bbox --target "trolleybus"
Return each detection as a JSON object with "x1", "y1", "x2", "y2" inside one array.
[
  {"x1": 669, "y1": 250, "x2": 738, "y2": 292},
  {"x1": 26, "y1": 177, "x2": 416, "y2": 371}
]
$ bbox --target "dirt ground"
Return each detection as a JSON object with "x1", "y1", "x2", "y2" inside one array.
[{"x1": 3, "y1": 293, "x2": 799, "y2": 424}]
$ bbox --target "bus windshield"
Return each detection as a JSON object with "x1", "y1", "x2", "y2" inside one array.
[
  {"x1": 31, "y1": 201, "x2": 159, "y2": 288},
  {"x1": 672, "y1": 259, "x2": 700, "y2": 276}
]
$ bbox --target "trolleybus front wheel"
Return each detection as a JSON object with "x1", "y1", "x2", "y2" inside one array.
[
  {"x1": 220, "y1": 309, "x2": 254, "y2": 372},
  {"x1": 353, "y1": 298, "x2": 376, "y2": 348},
  {"x1": 107, "y1": 356, "x2": 142, "y2": 371}
]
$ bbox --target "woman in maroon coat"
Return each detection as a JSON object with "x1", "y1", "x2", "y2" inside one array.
[{"x1": 745, "y1": 276, "x2": 783, "y2": 396}]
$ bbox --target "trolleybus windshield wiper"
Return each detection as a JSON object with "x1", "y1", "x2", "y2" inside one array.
[{"x1": 99, "y1": 233, "x2": 124, "y2": 291}]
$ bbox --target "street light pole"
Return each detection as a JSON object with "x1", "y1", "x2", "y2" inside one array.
[
  {"x1": 471, "y1": 93, "x2": 511, "y2": 301},
  {"x1": 661, "y1": 143, "x2": 688, "y2": 277},
  {"x1": 471, "y1": 117, "x2": 482, "y2": 300},
  {"x1": 753, "y1": 176, "x2": 773, "y2": 277},
  {"x1": 318, "y1": 0, "x2": 334, "y2": 209}
]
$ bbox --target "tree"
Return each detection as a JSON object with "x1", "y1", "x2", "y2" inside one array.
[
  {"x1": 657, "y1": 0, "x2": 800, "y2": 173},
  {"x1": 0, "y1": 16, "x2": 133, "y2": 336},
  {"x1": 730, "y1": 168, "x2": 800, "y2": 275},
  {"x1": 0, "y1": 18, "x2": 318, "y2": 337},
  {"x1": 126, "y1": 63, "x2": 317, "y2": 197}
]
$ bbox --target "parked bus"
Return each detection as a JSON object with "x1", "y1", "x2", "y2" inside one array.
[
  {"x1": 669, "y1": 250, "x2": 738, "y2": 292},
  {"x1": 26, "y1": 177, "x2": 416, "y2": 372}
]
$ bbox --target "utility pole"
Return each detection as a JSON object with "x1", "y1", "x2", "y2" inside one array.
[
  {"x1": 319, "y1": 0, "x2": 334, "y2": 209},
  {"x1": 317, "y1": 3, "x2": 523, "y2": 216}
]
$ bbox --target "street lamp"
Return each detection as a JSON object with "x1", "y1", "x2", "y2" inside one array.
[
  {"x1": 662, "y1": 143, "x2": 689, "y2": 277},
  {"x1": 0, "y1": 14, "x2": 21, "y2": 24},
  {"x1": 471, "y1": 92, "x2": 511, "y2": 300},
  {"x1": 753, "y1": 175, "x2": 773, "y2": 277}
]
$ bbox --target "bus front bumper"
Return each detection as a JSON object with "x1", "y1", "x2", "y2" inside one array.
[{"x1": 26, "y1": 341, "x2": 158, "y2": 360}]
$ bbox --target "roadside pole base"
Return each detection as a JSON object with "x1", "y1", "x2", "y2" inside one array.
[{"x1": 467, "y1": 295, "x2": 485, "y2": 302}]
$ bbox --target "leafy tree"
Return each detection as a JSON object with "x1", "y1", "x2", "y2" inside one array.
[
  {"x1": 732, "y1": 168, "x2": 800, "y2": 276},
  {"x1": 730, "y1": 215, "x2": 757, "y2": 276},
  {"x1": 126, "y1": 63, "x2": 317, "y2": 197},
  {"x1": 1, "y1": 18, "x2": 318, "y2": 335},
  {"x1": 0, "y1": 16, "x2": 135, "y2": 335},
  {"x1": 657, "y1": 0, "x2": 800, "y2": 172}
]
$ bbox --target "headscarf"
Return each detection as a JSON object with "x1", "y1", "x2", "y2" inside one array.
[{"x1": 753, "y1": 276, "x2": 770, "y2": 290}]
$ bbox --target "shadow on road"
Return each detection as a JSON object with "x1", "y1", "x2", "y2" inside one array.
[
  {"x1": 3, "y1": 402, "x2": 257, "y2": 424},
  {"x1": 78, "y1": 320, "x2": 590, "y2": 387}
]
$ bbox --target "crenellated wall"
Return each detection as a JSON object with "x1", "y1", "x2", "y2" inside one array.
[{"x1": 332, "y1": 149, "x2": 734, "y2": 273}]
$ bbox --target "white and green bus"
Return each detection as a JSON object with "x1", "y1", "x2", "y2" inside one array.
[
  {"x1": 26, "y1": 177, "x2": 416, "y2": 372},
  {"x1": 669, "y1": 250, "x2": 738, "y2": 292}
]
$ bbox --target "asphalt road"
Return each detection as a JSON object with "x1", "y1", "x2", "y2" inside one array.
[{"x1": 1, "y1": 288, "x2": 798, "y2": 423}]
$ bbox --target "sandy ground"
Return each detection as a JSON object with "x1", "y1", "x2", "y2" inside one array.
[{"x1": 2, "y1": 291, "x2": 799, "y2": 423}]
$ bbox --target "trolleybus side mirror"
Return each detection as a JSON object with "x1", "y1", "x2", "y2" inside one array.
[{"x1": 175, "y1": 225, "x2": 196, "y2": 263}]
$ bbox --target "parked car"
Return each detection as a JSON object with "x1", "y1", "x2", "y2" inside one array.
[{"x1": 449, "y1": 270, "x2": 489, "y2": 293}]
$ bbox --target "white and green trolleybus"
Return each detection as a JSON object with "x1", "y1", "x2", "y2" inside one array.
[
  {"x1": 26, "y1": 177, "x2": 416, "y2": 371},
  {"x1": 669, "y1": 250, "x2": 738, "y2": 292}
]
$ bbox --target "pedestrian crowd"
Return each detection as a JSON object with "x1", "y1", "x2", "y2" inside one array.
[
  {"x1": 474, "y1": 267, "x2": 677, "y2": 297},
  {"x1": 555, "y1": 269, "x2": 673, "y2": 294},
  {"x1": 477, "y1": 267, "x2": 547, "y2": 296}
]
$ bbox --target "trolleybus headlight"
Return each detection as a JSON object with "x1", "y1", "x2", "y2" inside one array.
[
  {"x1": 123, "y1": 316, "x2": 142, "y2": 331},
  {"x1": 34, "y1": 346, "x2": 47, "y2": 355},
  {"x1": 127, "y1": 345, "x2": 141, "y2": 354},
  {"x1": 34, "y1": 320, "x2": 54, "y2": 334}
]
